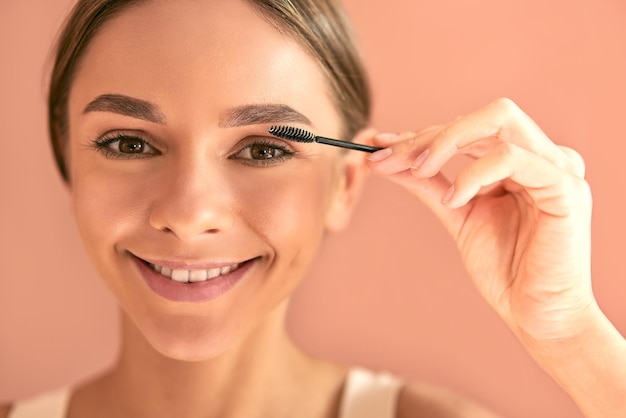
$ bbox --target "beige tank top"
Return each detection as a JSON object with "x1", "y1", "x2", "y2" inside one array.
[{"x1": 9, "y1": 367, "x2": 402, "y2": 418}]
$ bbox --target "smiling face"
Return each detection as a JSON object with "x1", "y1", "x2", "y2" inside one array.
[{"x1": 66, "y1": 0, "x2": 366, "y2": 360}]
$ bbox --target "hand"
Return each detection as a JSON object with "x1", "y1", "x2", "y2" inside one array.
[{"x1": 366, "y1": 98, "x2": 595, "y2": 343}]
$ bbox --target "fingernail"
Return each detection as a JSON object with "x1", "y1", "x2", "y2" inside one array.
[
  {"x1": 442, "y1": 185, "x2": 455, "y2": 205},
  {"x1": 410, "y1": 149, "x2": 430, "y2": 169},
  {"x1": 367, "y1": 147, "x2": 392, "y2": 162},
  {"x1": 375, "y1": 132, "x2": 399, "y2": 141}
]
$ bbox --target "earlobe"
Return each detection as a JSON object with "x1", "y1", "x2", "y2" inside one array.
[{"x1": 324, "y1": 128, "x2": 377, "y2": 232}]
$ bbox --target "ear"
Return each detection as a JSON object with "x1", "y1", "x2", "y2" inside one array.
[{"x1": 324, "y1": 128, "x2": 377, "y2": 232}]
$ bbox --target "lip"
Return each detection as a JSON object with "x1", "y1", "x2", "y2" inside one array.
[{"x1": 131, "y1": 253, "x2": 256, "y2": 303}]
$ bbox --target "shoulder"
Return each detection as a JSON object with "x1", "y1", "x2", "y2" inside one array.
[
  {"x1": 396, "y1": 381, "x2": 500, "y2": 418},
  {"x1": 0, "y1": 387, "x2": 71, "y2": 418},
  {"x1": 0, "y1": 402, "x2": 13, "y2": 418}
]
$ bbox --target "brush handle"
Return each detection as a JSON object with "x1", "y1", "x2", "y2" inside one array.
[{"x1": 315, "y1": 136, "x2": 382, "y2": 153}]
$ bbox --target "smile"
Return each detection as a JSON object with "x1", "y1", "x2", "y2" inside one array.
[
  {"x1": 147, "y1": 262, "x2": 240, "y2": 283},
  {"x1": 132, "y1": 254, "x2": 256, "y2": 303}
]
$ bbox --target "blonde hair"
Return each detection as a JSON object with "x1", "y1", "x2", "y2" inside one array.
[{"x1": 48, "y1": 0, "x2": 371, "y2": 181}]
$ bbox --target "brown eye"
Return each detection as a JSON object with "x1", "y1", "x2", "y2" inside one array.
[
  {"x1": 229, "y1": 139, "x2": 295, "y2": 167},
  {"x1": 93, "y1": 133, "x2": 159, "y2": 159},
  {"x1": 118, "y1": 137, "x2": 145, "y2": 153},
  {"x1": 249, "y1": 144, "x2": 281, "y2": 160}
]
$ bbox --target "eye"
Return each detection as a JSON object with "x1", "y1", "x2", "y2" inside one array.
[
  {"x1": 91, "y1": 132, "x2": 159, "y2": 159},
  {"x1": 230, "y1": 139, "x2": 295, "y2": 166}
]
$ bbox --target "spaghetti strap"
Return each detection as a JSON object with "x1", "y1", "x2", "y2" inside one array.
[
  {"x1": 339, "y1": 367, "x2": 403, "y2": 418},
  {"x1": 9, "y1": 388, "x2": 69, "y2": 418}
]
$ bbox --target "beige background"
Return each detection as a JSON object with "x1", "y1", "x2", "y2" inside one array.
[{"x1": 1, "y1": 1, "x2": 625, "y2": 416}]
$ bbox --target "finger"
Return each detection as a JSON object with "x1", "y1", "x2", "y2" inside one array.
[
  {"x1": 558, "y1": 145, "x2": 586, "y2": 178},
  {"x1": 367, "y1": 128, "x2": 441, "y2": 175},
  {"x1": 444, "y1": 142, "x2": 591, "y2": 217},
  {"x1": 411, "y1": 98, "x2": 572, "y2": 178},
  {"x1": 368, "y1": 126, "x2": 476, "y2": 236},
  {"x1": 371, "y1": 124, "x2": 448, "y2": 148},
  {"x1": 371, "y1": 130, "x2": 417, "y2": 148}
]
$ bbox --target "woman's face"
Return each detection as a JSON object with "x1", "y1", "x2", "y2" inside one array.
[{"x1": 67, "y1": 0, "x2": 365, "y2": 360}]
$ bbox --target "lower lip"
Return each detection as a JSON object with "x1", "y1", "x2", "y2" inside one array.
[{"x1": 133, "y1": 256, "x2": 254, "y2": 303}]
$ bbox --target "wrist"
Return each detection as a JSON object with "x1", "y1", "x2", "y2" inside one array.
[
  {"x1": 516, "y1": 302, "x2": 626, "y2": 418},
  {"x1": 516, "y1": 299, "x2": 604, "y2": 353}
]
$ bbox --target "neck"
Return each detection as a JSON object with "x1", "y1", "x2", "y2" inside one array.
[{"x1": 101, "y1": 301, "x2": 319, "y2": 418}]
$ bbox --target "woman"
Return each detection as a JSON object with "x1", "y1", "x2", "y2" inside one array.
[{"x1": 2, "y1": 0, "x2": 624, "y2": 416}]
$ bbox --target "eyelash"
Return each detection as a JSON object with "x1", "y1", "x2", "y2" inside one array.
[
  {"x1": 91, "y1": 132, "x2": 158, "y2": 160},
  {"x1": 229, "y1": 139, "x2": 296, "y2": 167},
  {"x1": 90, "y1": 132, "x2": 296, "y2": 166}
]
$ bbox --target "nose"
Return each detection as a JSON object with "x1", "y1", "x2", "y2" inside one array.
[{"x1": 149, "y1": 159, "x2": 235, "y2": 241}]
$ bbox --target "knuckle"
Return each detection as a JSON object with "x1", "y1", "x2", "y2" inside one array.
[
  {"x1": 405, "y1": 135, "x2": 421, "y2": 149},
  {"x1": 489, "y1": 98, "x2": 525, "y2": 141},
  {"x1": 492, "y1": 97, "x2": 521, "y2": 115},
  {"x1": 432, "y1": 124, "x2": 454, "y2": 147},
  {"x1": 558, "y1": 145, "x2": 586, "y2": 177},
  {"x1": 494, "y1": 142, "x2": 519, "y2": 161}
]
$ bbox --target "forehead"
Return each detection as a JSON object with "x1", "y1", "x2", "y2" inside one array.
[{"x1": 70, "y1": 0, "x2": 341, "y2": 133}]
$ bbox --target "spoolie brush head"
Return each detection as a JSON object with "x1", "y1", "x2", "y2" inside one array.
[{"x1": 268, "y1": 126, "x2": 316, "y2": 143}]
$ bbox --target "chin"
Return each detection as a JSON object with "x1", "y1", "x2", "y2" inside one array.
[{"x1": 135, "y1": 312, "x2": 246, "y2": 362}]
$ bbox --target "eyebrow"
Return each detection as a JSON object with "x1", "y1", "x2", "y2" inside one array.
[
  {"x1": 83, "y1": 94, "x2": 166, "y2": 124},
  {"x1": 83, "y1": 94, "x2": 312, "y2": 128},
  {"x1": 218, "y1": 103, "x2": 312, "y2": 128}
]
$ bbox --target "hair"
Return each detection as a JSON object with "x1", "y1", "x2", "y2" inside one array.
[{"x1": 48, "y1": 0, "x2": 371, "y2": 182}]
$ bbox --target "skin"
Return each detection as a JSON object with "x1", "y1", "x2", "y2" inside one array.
[
  {"x1": 367, "y1": 100, "x2": 626, "y2": 417},
  {"x1": 61, "y1": 0, "x2": 368, "y2": 416},
  {"x1": 68, "y1": 0, "x2": 350, "y2": 364},
  {"x1": 2, "y1": 0, "x2": 625, "y2": 417}
]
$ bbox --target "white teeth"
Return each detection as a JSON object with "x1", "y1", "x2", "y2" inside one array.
[
  {"x1": 171, "y1": 269, "x2": 190, "y2": 283},
  {"x1": 148, "y1": 262, "x2": 241, "y2": 283},
  {"x1": 189, "y1": 269, "x2": 208, "y2": 283},
  {"x1": 207, "y1": 267, "x2": 221, "y2": 279}
]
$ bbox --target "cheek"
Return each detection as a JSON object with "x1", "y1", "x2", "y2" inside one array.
[
  {"x1": 230, "y1": 161, "x2": 335, "y2": 254},
  {"x1": 227, "y1": 161, "x2": 336, "y2": 326},
  {"x1": 71, "y1": 160, "x2": 154, "y2": 261}
]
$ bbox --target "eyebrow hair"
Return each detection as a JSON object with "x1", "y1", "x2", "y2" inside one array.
[
  {"x1": 218, "y1": 104, "x2": 312, "y2": 128},
  {"x1": 83, "y1": 94, "x2": 166, "y2": 124},
  {"x1": 83, "y1": 95, "x2": 311, "y2": 128}
]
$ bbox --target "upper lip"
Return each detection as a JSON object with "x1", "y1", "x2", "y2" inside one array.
[{"x1": 129, "y1": 252, "x2": 256, "y2": 270}]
